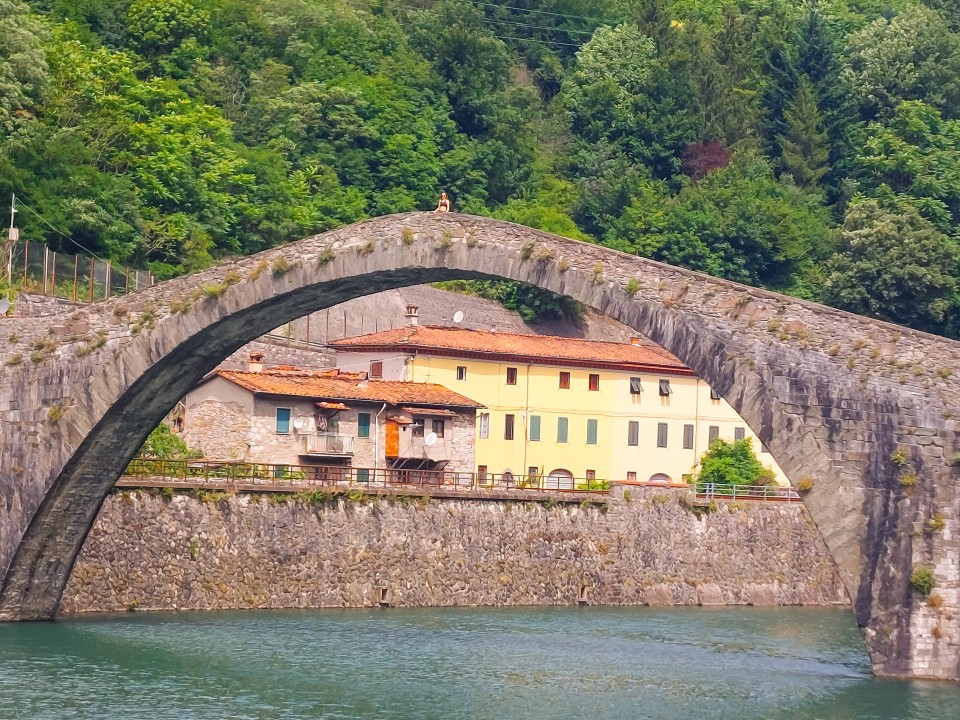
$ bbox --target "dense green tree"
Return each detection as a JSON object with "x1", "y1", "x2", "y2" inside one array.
[
  {"x1": 855, "y1": 100, "x2": 960, "y2": 232},
  {"x1": 778, "y1": 75, "x2": 830, "y2": 189},
  {"x1": 0, "y1": 0, "x2": 48, "y2": 137},
  {"x1": 565, "y1": 23, "x2": 696, "y2": 179},
  {"x1": 607, "y1": 152, "x2": 835, "y2": 289},
  {"x1": 841, "y1": 5, "x2": 960, "y2": 120},
  {"x1": 696, "y1": 438, "x2": 776, "y2": 488},
  {"x1": 823, "y1": 198, "x2": 960, "y2": 334}
]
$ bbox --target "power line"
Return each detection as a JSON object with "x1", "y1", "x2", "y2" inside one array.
[
  {"x1": 469, "y1": 1, "x2": 610, "y2": 24},
  {"x1": 14, "y1": 196, "x2": 108, "y2": 264}
]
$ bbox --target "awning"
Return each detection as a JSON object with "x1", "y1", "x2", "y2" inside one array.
[
  {"x1": 316, "y1": 401, "x2": 349, "y2": 410},
  {"x1": 402, "y1": 407, "x2": 458, "y2": 417}
]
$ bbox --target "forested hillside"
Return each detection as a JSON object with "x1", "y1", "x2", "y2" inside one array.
[{"x1": 3, "y1": 0, "x2": 960, "y2": 336}]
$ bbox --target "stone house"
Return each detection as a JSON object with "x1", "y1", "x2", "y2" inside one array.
[{"x1": 181, "y1": 355, "x2": 483, "y2": 477}]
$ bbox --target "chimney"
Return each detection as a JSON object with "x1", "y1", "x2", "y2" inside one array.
[
  {"x1": 248, "y1": 351, "x2": 264, "y2": 373},
  {"x1": 629, "y1": 337, "x2": 642, "y2": 345},
  {"x1": 405, "y1": 304, "x2": 419, "y2": 326}
]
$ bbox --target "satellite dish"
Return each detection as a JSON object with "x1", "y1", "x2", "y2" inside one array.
[
  {"x1": 424, "y1": 432, "x2": 438, "y2": 446},
  {"x1": 452, "y1": 310, "x2": 464, "y2": 324},
  {"x1": 0, "y1": 298, "x2": 9, "y2": 315},
  {"x1": 292, "y1": 417, "x2": 305, "y2": 431}
]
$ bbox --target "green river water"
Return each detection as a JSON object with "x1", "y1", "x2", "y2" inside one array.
[{"x1": 1, "y1": 606, "x2": 958, "y2": 719}]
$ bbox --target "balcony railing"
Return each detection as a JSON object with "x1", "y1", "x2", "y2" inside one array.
[{"x1": 304, "y1": 432, "x2": 355, "y2": 455}]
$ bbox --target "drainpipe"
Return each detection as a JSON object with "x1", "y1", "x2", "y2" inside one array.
[
  {"x1": 374, "y1": 402, "x2": 387, "y2": 481},
  {"x1": 521, "y1": 362, "x2": 532, "y2": 482},
  {"x1": 693, "y1": 378, "x2": 702, "y2": 479}
]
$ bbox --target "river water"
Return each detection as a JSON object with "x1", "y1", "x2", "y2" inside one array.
[{"x1": 1, "y1": 606, "x2": 958, "y2": 719}]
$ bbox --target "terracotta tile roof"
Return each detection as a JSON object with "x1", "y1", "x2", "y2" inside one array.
[
  {"x1": 328, "y1": 325, "x2": 690, "y2": 372},
  {"x1": 213, "y1": 369, "x2": 482, "y2": 408}
]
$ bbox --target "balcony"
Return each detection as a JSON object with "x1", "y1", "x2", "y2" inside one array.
[{"x1": 304, "y1": 432, "x2": 355, "y2": 456}]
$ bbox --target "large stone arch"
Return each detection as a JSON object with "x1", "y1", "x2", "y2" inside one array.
[{"x1": 1, "y1": 213, "x2": 959, "y2": 678}]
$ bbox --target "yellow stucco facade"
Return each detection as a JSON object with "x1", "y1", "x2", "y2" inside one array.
[{"x1": 400, "y1": 354, "x2": 786, "y2": 486}]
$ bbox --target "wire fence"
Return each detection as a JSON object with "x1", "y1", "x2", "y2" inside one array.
[{"x1": 4, "y1": 239, "x2": 153, "y2": 303}]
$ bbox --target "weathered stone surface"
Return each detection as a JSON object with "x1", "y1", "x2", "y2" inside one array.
[
  {"x1": 1, "y1": 212, "x2": 960, "y2": 678},
  {"x1": 61, "y1": 488, "x2": 847, "y2": 613}
]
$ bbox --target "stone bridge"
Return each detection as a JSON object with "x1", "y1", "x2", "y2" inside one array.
[{"x1": 1, "y1": 213, "x2": 959, "y2": 679}]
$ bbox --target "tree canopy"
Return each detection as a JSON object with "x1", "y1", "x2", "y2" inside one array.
[{"x1": 3, "y1": 0, "x2": 960, "y2": 334}]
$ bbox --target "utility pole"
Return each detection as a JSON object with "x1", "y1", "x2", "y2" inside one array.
[{"x1": 4, "y1": 193, "x2": 17, "y2": 285}]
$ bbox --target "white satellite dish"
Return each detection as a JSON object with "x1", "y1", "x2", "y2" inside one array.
[
  {"x1": 0, "y1": 298, "x2": 9, "y2": 315},
  {"x1": 452, "y1": 310, "x2": 464, "y2": 324},
  {"x1": 424, "y1": 432, "x2": 438, "y2": 446},
  {"x1": 292, "y1": 417, "x2": 305, "y2": 431}
]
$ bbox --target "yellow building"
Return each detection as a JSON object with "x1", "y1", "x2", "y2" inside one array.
[{"x1": 330, "y1": 319, "x2": 786, "y2": 488}]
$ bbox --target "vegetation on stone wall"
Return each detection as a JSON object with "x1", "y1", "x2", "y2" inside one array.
[
  {"x1": 138, "y1": 424, "x2": 200, "y2": 459},
  {"x1": 3, "y1": 1, "x2": 960, "y2": 333}
]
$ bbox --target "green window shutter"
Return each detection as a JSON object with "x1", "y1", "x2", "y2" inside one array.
[
  {"x1": 557, "y1": 417, "x2": 568, "y2": 443},
  {"x1": 357, "y1": 413, "x2": 371, "y2": 438},
  {"x1": 587, "y1": 419, "x2": 598, "y2": 445},
  {"x1": 276, "y1": 408, "x2": 291, "y2": 434},
  {"x1": 529, "y1": 415, "x2": 541, "y2": 442},
  {"x1": 627, "y1": 421, "x2": 639, "y2": 447}
]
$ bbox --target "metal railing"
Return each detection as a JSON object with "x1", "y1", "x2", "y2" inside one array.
[
  {"x1": 304, "y1": 433, "x2": 355, "y2": 455},
  {"x1": 120, "y1": 459, "x2": 610, "y2": 494},
  {"x1": 695, "y1": 482, "x2": 802, "y2": 502},
  {"x1": 4, "y1": 239, "x2": 153, "y2": 303}
]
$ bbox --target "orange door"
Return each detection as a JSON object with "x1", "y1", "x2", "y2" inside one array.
[{"x1": 385, "y1": 421, "x2": 399, "y2": 458}]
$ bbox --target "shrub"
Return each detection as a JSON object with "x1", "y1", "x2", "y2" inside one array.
[
  {"x1": 797, "y1": 477, "x2": 814, "y2": 493},
  {"x1": 890, "y1": 447, "x2": 907, "y2": 466},
  {"x1": 911, "y1": 566, "x2": 936, "y2": 596},
  {"x1": 137, "y1": 424, "x2": 200, "y2": 459},
  {"x1": 577, "y1": 478, "x2": 610, "y2": 491},
  {"x1": 271, "y1": 256, "x2": 292, "y2": 275},
  {"x1": 624, "y1": 278, "x2": 640, "y2": 296}
]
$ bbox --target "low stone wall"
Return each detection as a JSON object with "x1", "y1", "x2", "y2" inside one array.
[{"x1": 60, "y1": 487, "x2": 848, "y2": 613}]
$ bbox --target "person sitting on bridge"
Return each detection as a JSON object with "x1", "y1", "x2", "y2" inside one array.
[{"x1": 435, "y1": 192, "x2": 450, "y2": 213}]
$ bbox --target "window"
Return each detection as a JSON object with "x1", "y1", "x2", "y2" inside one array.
[
  {"x1": 369, "y1": 361, "x2": 383, "y2": 379},
  {"x1": 432, "y1": 419, "x2": 445, "y2": 438},
  {"x1": 456, "y1": 366, "x2": 467, "y2": 381},
  {"x1": 629, "y1": 377, "x2": 642, "y2": 394},
  {"x1": 627, "y1": 421, "x2": 639, "y2": 447},
  {"x1": 683, "y1": 424, "x2": 694, "y2": 450},
  {"x1": 626, "y1": 471, "x2": 637, "y2": 482},
  {"x1": 478, "y1": 465, "x2": 488, "y2": 481},
  {"x1": 276, "y1": 408, "x2": 291, "y2": 434},
  {"x1": 505, "y1": 414, "x2": 515, "y2": 440},
  {"x1": 357, "y1": 413, "x2": 371, "y2": 438},
  {"x1": 506, "y1": 367, "x2": 518, "y2": 385},
  {"x1": 659, "y1": 379, "x2": 672, "y2": 396},
  {"x1": 587, "y1": 419, "x2": 598, "y2": 445},
  {"x1": 479, "y1": 413, "x2": 489, "y2": 439},
  {"x1": 527, "y1": 466, "x2": 539, "y2": 482},
  {"x1": 412, "y1": 421, "x2": 424, "y2": 438},
  {"x1": 708, "y1": 425, "x2": 720, "y2": 444},
  {"x1": 529, "y1": 415, "x2": 541, "y2": 442},
  {"x1": 559, "y1": 371, "x2": 571, "y2": 389},
  {"x1": 710, "y1": 388, "x2": 721, "y2": 401},
  {"x1": 734, "y1": 427, "x2": 745, "y2": 442},
  {"x1": 557, "y1": 417, "x2": 569, "y2": 443},
  {"x1": 588, "y1": 373, "x2": 600, "y2": 391},
  {"x1": 586, "y1": 470, "x2": 596, "y2": 481},
  {"x1": 357, "y1": 469, "x2": 370, "y2": 483},
  {"x1": 657, "y1": 423, "x2": 668, "y2": 448}
]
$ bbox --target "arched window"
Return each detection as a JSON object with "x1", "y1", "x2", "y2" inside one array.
[{"x1": 648, "y1": 473, "x2": 672, "y2": 484}]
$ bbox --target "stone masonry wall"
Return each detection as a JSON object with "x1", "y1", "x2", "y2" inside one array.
[{"x1": 61, "y1": 487, "x2": 847, "y2": 613}]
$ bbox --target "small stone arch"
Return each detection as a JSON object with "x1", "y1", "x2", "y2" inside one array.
[{"x1": 648, "y1": 473, "x2": 672, "y2": 484}]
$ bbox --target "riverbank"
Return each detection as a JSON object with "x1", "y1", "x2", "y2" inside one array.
[{"x1": 61, "y1": 485, "x2": 847, "y2": 613}]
